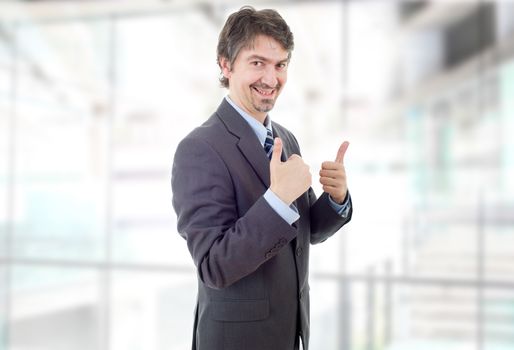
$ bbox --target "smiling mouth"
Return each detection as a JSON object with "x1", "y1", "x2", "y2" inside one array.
[{"x1": 252, "y1": 86, "x2": 275, "y2": 97}]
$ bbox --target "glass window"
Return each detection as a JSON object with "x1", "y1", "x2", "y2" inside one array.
[
  {"x1": 111, "y1": 12, "x2": 220, "y2": 265},
  {"x1": 484, "y1": 287, "x2": 514, "y2": 349},
  {"x1": 10, "y1": 266, "x2": 102, "y2": 350},
  {"x1": 12, "y1": 20, "x2": 111, "y2": 261},
  {"x1": 110, "y1": 271, "x2": 196, "y2": 350},
  {"x1": 310, "y1": 278, "x2": 339, "y2": 349},
  {"x1": 498, "y1": 57, "x2": 514, "y2": 195},
  {"x1": 2, "y1": 1, "x2": 514, "y2": 350},
  {"x1": 0, "y1": 267, "x2": 6, "y2": 350},
  {"x1": 388, "y1": 284, "x2": 479, "y2": 350},
  {"x1": 0, "y1": 23, "x2": 11, "y2": 258}
]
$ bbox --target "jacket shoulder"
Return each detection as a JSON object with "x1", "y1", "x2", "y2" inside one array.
[{"x1": 179, "y1": 113, "x2": 233, "y2": 149}]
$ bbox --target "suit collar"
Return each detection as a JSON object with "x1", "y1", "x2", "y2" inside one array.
[{"x1": 225, "y1": 96, "x2": 270, "y2": 147}]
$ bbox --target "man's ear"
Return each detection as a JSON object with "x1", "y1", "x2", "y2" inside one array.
[{"x1": 219, "y1": 57, "x2": 232, "y2": 80}]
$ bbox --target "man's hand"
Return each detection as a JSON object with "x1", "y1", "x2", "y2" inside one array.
[
  {"x1": 319, "y1": 141, "x2": 349, "y2": 204},
  {"x1": 270, "y1": 138, "x2": 312, "y2": 205}
]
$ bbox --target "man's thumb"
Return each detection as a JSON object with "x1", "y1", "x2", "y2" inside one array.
[{"x1": 271, "y1": 137, "x2": 283, "y2": 163}]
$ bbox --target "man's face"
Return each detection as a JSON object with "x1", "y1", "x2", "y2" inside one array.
[{"x1": 220, "y1": 35, "x2": 289, "y2": 122}]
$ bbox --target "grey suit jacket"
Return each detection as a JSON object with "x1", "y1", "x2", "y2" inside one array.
[{"x1": 171, "y1": 99, "x2": 352, "y2": 350}]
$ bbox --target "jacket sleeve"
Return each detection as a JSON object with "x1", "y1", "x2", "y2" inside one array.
[
  {"x1": 308, "y1": 189, "x2": 353, "y2": 244},
  {"x1": 283, "y1": 129, "x2": 353, "y2": 244},
  {"x1": 171, "y1": 136, "x2": 297, "y2": 290}
]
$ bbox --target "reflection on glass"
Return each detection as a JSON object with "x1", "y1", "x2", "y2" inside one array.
[
  {"x1": 10, "y1": 266, "x2": 101, "y2": 350},
  {"x1": 12, "y1": 20, "x2": 110, "y2": 261},
  {"x1": 111, "y1": 271, "x2": 196, "y2": 350}
]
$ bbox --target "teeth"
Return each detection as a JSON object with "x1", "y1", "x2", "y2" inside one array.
[{"x1": 255, "y1": 87, "x2": 273, "y2": 96}]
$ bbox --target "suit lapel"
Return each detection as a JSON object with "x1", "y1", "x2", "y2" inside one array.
[
  {"x1": 216, "y1": 99, "x2": 300, "y2": 229},
  {"x1": 216, "y1": 99, "x2": 270, "y2": 188},
  {"x1": 271, "y1": 125, "x2": 291, "y2": 162}
]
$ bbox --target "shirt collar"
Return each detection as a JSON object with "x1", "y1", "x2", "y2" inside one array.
[{"x1": 225, "y1": 95, "x2": 272, "y2": 147}]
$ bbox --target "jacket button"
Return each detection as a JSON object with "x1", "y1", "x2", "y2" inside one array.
[
  {"x1": 265, "y1": 252, "x2": 273, "y2": 259},
  {"x1": 296, "y1": 247, "x2": 303, "y2": 257}
]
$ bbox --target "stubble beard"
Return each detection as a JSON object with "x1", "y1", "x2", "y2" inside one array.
[{"x1": 254, "y1": 98, "x2": 276, "y2": 113}]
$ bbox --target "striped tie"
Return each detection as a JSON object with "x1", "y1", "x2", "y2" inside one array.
[{"x1": 264, "y1": 127, "x2": 274, "y2": 159}]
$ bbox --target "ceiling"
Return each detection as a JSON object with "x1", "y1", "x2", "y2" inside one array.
[{"x1": 0, "y1": 0, "x2": 298, "y2": 23}]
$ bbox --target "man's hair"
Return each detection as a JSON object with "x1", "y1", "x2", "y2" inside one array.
[{"x1": 216, "y1": 6, "x2": 294, "y2": 88}]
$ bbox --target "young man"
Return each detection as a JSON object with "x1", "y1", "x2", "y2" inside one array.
[{"x1": 172, "y1": 6, "x2": 352, "y2": 350}]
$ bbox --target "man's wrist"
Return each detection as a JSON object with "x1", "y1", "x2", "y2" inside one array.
[
  {"x1": 330, "y1": 191, "x2": 348, "y2": 205},
  {"x1": 328, "y1": 191, "x2": 351, "y2": 218},
  {"x1": 264, "y1": 189, "x2": 299, "y2": 225},
  {"x1": 269, "y1": 186, "x2": 293, "y2": 206}
]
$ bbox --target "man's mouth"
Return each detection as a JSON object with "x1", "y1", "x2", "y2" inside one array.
[{"x1": 252, "y1": 86, "x2": 276, "y2": 97}]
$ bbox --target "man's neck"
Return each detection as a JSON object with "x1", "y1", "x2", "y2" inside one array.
[{"x1": 227, "y1": 95, "x2": 266, "y2": 124}]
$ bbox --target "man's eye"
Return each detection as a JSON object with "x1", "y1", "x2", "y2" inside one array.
[
  {"x1": 252, "y1": 61, "x2": 263, "y2": 66},
  {"x1": 277, "y1": 63, "x2": 287, "y2": 69}
]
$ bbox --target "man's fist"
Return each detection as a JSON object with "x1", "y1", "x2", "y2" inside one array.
[{"x1": 270, "y1": 138, "x2": 312, "y2": 205}]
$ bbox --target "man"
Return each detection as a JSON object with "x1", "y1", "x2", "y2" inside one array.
[{"x1": 172, "y1": 6, "x2": 352, "y2": 350}]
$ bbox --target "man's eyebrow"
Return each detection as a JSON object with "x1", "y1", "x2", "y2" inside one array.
[{"x1": 246, "y1": 55, "x2": 289, "y2": 63}]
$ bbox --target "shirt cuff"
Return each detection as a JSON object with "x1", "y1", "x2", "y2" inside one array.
[
  {"x1": 263, "y1": 189, "x2": 300, "y2": 225},
  {"x1": 328, "y1": 192, "x2": 351, "y2": 218}
]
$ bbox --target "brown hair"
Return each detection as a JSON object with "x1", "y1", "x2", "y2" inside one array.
[{"x1": 216, "y1": 6, "x2": 294, "y2": 88}]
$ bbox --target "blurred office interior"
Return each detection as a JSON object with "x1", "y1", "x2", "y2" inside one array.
[{"x1": 1, "y1": 0, "x2": 514, "y2": 349}]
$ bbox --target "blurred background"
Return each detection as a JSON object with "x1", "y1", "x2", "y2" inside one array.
[{"x1": 1, "y1": 0, "x2": 514, "y2": 349}]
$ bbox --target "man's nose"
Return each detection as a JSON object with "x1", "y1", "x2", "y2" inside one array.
[{"x1": 261, "y1": 65, "x2": 278, "y2": 87}]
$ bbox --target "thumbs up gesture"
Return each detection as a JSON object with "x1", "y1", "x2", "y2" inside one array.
[
  {"x1": 270, "y1": 138, "x2": 312, "y2": 206},
  {"x1": 319, "y1": 141, "x2": 349, "y2": 204}
]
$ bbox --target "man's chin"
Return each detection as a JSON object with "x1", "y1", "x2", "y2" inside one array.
[{"x1": 255, "y1": 100, "x2": 275, "y2": 113}]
